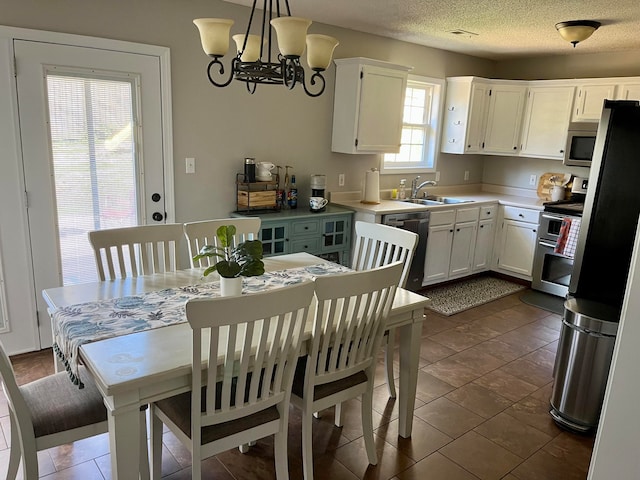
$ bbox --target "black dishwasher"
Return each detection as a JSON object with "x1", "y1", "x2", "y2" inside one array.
[{"x1": 381, "y1": 211, "x2": 430, "y2": 291}]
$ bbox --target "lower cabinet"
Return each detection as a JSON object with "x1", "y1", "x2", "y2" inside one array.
[
  {"x1": 493, "y1": 206, "x2": 539, "y2": 279},
  {"x1": 423, "y1": 206, "x2": 480, "y2": 286},
  {"x1": 473, "y1": 206, "x2": 497, "y2": 272},
  {"x1": 232, "y1": 206, "x2": 353, "y2": 266}
]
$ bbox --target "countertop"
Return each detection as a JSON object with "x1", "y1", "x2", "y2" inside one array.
[{"x1": 329, "y1": 187, "x2": 547, "y2": 215}]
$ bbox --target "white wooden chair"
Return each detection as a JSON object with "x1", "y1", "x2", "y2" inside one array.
[
  {"x1": 351, "y1": 221, "x2": 418, "y2": 398},
  {"x1": 291, "y1": 262, "x2": 403, "y2": 480},
  {"x1": 184, "y1": 218, "x2": 262, "y2": 268},
  {"x1": 0, "y1": 340, "x2": 150, "y2": 480},
  {"x1": 148, "y1": 281, "x2": 315, "y2": 480},
  {"x1": 88, "y1": 223, "x2": 185, "y2": 280}
]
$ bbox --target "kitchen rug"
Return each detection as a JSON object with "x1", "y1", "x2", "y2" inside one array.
[
  {"x1": 519, "y1": 290, "x2": 565, "y2": 315},
  {"x1": 422, "y1": 276, "x2": 526, "y2": 316}
]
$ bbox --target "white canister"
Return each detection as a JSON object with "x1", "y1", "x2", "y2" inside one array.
[{"x1": 550, "y1": 185, "x2": 565, "y2": 202}]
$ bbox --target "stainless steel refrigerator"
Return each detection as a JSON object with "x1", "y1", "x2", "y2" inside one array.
[{"x1": 550, "y1": 100, "x2": 640, "y2": 432}]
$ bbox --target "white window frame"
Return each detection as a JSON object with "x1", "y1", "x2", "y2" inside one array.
[{"x1": 380, "y1": 74, "x2": 445, "y2": 175}]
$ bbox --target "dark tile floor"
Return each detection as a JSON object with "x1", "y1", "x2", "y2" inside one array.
[{"x1": 1, "y1": 288, "x2": 595, "y2": 480}]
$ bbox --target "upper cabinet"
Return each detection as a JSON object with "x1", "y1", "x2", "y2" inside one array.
[
  {"x1": 331, "y1": 57, "x2": 411, "y2": 154},
  {"x1": 441, "y1": 77, "x2": 527, "y2": 156},
  {"x1": 571, "y1": 78, "x2": 640, "y2": 122},
  {"x1": 519, "y1": 85, "x2": 575, "y2": 160}
]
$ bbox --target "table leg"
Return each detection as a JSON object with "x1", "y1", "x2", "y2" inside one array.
[
  {"x1": 397, "y1": 311, "x2": 422, "y2": 438},
  {"x1": 108, "y1": 403, "x2": 141, "y2": 480}
]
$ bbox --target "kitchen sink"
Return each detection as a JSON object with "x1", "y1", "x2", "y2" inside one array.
[
  {"x1": 426, "y1": 196, "x2": 474, "y2": 204},
  {"x1": 402, "y1": 198, "x2": 444, "y2": 206}
]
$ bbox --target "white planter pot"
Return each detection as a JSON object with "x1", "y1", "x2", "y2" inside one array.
[{"x1": 220, "y1": 276, "x2": 243, "y2": 297}]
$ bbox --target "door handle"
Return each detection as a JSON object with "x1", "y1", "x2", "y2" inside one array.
[
  {"x1": 152, "y1": 212, "x2": 164, "y2": 221},
  {"x1": 151, "y1": 193, "x2": 161, "y2": 202}
]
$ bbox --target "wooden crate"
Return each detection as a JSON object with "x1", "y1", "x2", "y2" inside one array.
[{"x1": 237, "y1": 190, "x2": 276, "y2": 208}]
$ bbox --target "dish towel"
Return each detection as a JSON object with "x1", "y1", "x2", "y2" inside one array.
[{"x1": 555, "y1": 217, "x2": 581, "y2": 258}]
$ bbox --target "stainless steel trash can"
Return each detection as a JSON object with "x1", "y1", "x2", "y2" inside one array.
[{"x1": 550, "y1": 297, "x2": 619, "y2": 432}]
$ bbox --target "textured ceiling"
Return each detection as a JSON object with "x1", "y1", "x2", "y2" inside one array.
[{"x1": 222, "y1": 0, "x2": 640, "y2": 60}]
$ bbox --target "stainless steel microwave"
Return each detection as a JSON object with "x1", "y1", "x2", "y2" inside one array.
[{"x1": 564, "y1": 122, "x2": 598, "y2": 167}]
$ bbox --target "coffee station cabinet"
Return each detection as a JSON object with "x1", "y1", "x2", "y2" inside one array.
[{"x1": 231, "y1": 206, "x2": 354, "y2": 266}]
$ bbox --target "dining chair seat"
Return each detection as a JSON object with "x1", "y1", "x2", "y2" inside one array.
[
  {"x1": 1, "y1": 341, "x2": 149, "y2": 480},
  {"x1": 149, "y1": 280, "x2": 315, "y2": 480},
  {"x1": 290, "y1": 262, "x2": 402, "y2": 480}
]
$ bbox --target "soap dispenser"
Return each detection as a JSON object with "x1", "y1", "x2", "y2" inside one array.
[{"x1": 399, "y1": 179, "x2": 407, "y2": 200}]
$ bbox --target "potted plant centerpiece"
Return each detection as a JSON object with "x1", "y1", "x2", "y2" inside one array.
[{"x1": 193, "y1": 225, "x2": 265, "y2": 296}]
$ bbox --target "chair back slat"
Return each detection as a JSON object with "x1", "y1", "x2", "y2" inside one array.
[
  {"x1": 352, "y1": 221, "x2": 418, "y2": 288},
  {"x1": 184, "y1": 218, "x2": 261, "y2": 268},
  {"x1": 186, "y1": 281, "x2": 314, "y2": 429},
  {"x1": 89, "y1": 223, "x2": 185, "y2": 280},
  {"x1": 309, "y1": 262, "x2": 402, "y2": 386}
]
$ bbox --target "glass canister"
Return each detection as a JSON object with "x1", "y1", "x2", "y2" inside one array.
[{"x1": 244, "y1": 157, "x2": 256, "y2": 183}]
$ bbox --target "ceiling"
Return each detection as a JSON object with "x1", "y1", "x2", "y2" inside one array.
[{"x1": 222, "y1": 0, "x2": 640, "y2": 60}]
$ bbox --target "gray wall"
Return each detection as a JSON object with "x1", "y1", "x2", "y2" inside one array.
[{"x1": 0, "y1": 0, "x2": 496, "y2": 221}]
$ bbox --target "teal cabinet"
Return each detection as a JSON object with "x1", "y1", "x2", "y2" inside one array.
[{"x1": 231, "y1": 206, "x2": 353, "y2": 266}]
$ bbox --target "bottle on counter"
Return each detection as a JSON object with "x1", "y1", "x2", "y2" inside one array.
[
  {"x1": 399, "y1": 179, "x2": 407, "y2": 200},
  {"x1": 288, "y1": 174, "x2": 298, "y2": 209},
  {"x1": 244, "y1": 157, "x2": 256, "y2": 183}
]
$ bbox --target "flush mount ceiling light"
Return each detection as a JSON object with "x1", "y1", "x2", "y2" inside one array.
[
  {"x1": 193, "y1": 1, "x2": 339, "y2": 97},
  {"x1": 555, "y1": 20, "x2": 601, "y2": 48}
]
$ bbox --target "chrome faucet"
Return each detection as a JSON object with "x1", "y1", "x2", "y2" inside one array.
[{"x1": 410, "y1": 176, "x2": 437, "y2": 199}]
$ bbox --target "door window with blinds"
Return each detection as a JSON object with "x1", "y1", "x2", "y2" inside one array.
[
  {"x1": 46, "y1": 70, "x2": 141, "y2": 285},
  {"x1": 381, "y1": 75, "x2": 444, "y2": 174},
  {"x1": 0, "y1": 252, "x2": 7, "y2": 332}
]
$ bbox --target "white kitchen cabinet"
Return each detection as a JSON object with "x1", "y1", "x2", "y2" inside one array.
[
  {"x1": 440, "y1": 77, "x2": 489, "y2": 154},
  {"x1": 618, "y1": 83, "x2": 640, "y2": 101},
  {"x1": 423, "y1": 206, "x2": 479, "y2": 285},
  {"x1": 519, "y1": 85, "x2": 575, "y2": 160},
  {"x1": 572, "y1": 83, "x2": 617, "y2": 122},
  {"x1": 472, "y1": 205, "x2": 497, "y2": 272},
  {"x1": 331, "y1": 57, "x2": 411, "y2": 154},
  {"x1": 441, "y1": 77, "x2": 526, "y2": 156},
  {"x1": 483, "y1": 84, "x2": 527, "y2": 154},
  {"x1": 494, "y1": 206, "x2": 539, "y2": 279}
]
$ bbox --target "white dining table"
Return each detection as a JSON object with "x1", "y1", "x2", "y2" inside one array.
[{"x1": 42, "y1": 252, "x2": 430, "y2": 480}]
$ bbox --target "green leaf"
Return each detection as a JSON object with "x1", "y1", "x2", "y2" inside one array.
[
  {"x1": 216, "y1": 260, "x2": 241, "y2": 278},
  {"x1": 216, "y1": 225, "x2": 236, "y2": 249}
]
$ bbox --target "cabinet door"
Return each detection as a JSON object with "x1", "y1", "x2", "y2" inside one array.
[
  {"x1": 464, "y1": 82, "x2": 490, "y2": 153},
  {"x1": 260, "y1": 222, "x2": 289, "y2": 257},
  {"x1": 449, "y1": 221, "x2": 477, "y2": 278},
  {"x1": 520, "y1": 86, "x2": 574, "y2": 160},
  {"x1": 356, "y1": 65, "x2": 407, "y2": 152},
  {"x1": 321, "y1": 216, "x2": 351, "y2": 265},
  {"x1": 473, "y1": 218, "x2": 495, "y2": 272},
  {"x1": 423, "y1": 224, "x2": 453, "y2": 284},
  {"x1": 483, "y1": 85, "x2": 526, "y2": 154},
  {"x1": 618, "y1": 83, "x2": 640, "y2": 101},
  {"x1": 573, "y1": 84, "x2": 616, "y2": 122},
  {"x1": 496, "y1": 220, "x2": 537, "y2": 277}
]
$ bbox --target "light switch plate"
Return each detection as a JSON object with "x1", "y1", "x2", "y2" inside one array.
[{"x1": 186, "y1": 157, "x2": 195, "y2": 174}]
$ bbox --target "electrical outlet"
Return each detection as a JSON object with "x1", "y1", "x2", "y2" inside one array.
[
  {"x1": 529, "y1": 174, "x2": 537, "y2": 186},
  {"x1": 435, "y1": 171, "x2": 441, "y2": 182},
  {"x1": 338, "y1": 173, "x2": 345, "y2": 186},
  {"x1": 464, "y1": 170, "x2": 469, "y2": 181},
  {"x1": 185, "y1": 157, "x2": 195, "y2": 174}
]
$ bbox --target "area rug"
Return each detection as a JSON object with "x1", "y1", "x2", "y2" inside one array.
[
  {"x1": 519, "y1": 290, "x2": 565, "y2": 315},
  {"x1": 422, "y1": 276, "x2": 526, "y2": 316}
]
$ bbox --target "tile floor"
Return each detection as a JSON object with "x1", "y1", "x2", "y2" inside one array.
[{"x1": 1, "y1": 288, "x2": 596, "y2": 480}]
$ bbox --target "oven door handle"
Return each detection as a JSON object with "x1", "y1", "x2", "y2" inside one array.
[
  {"x1": 541, "y1": 214, "x2": 564, "y2": 221},
  {"x1": 539, "y1": 241, "x2": 558, "y2": 248}
]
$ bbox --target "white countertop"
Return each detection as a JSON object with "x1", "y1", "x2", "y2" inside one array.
[{"x1": 330, "y1": 190, "x2": 546, "y2": 215}]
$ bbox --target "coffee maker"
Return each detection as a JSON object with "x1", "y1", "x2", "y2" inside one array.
[{"x1": 310, "y1": 174, "x2": 327, "y2": 212}]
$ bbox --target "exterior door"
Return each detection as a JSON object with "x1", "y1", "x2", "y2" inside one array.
[{"x1": 11, "y1": 39, "x2": 172, "y2": 348}]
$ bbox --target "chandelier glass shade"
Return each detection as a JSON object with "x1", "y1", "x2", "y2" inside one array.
[
  {"x1": 555, "y1": 20, "x2": 601, "y2": 48},
  {"x1": 193, "y1": 1, "x2": 339, "y2": 97}
]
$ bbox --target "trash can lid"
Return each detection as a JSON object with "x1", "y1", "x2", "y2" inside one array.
[{"x1": 564, "y1": 297, "x2": 620, "y2": 335}]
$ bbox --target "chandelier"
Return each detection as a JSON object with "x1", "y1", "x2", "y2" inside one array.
[{"x1": 193, "y1": 1, "x2": 339, "y2": 97}]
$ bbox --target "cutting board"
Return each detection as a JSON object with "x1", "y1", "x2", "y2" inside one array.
[{"x1": 537, "y1": 173, "x2": 570, "y2": 200}]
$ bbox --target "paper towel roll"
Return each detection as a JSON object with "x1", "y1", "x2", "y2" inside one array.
[{"x1": 362, "y1": 169, "x2": 380, "y2": 204}]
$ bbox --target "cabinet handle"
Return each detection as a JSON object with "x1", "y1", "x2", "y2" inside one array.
[
  {"x1": 456, "y1": 228, "x2": 460, "y2": 232},
  {"x1": 480, "y1": 225, "x2": 484, "y2": 228},
  {"x1": 533, "y1": 229, "x2": 537, "y2": 233},
  {"x1": 513, "y1": 146, "x2": 517, "y2": 150},
  {"x1": 453, "y1": 120, "x2": 462, "y2": 125},
  {"x1": 519, "y1": 214, "x2": 524, "y2": 218},
  {"x1": 560, "y1": 149, "x2": 564, "y2": 153},
  {"x1": 448, "y1": 139, "x2": 456, "y2": 143},
  {"x1": 448, "y1": 106, "x2": 455, "y2": 111},
  {"x1": 304, "y1": 226, "x2": 309, "y2": 230},
  {"x1": 449, "y1": 229, "x2": 454, "y2": 233}
]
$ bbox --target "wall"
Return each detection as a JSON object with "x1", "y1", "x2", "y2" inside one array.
[{"x1": 0, "y1": 0, "x2": 496, "y2": 221}]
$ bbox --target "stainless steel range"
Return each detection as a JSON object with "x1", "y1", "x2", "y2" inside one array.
[{"x1": 531, "y1": 177, "x2": 588, "y2": 298}]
